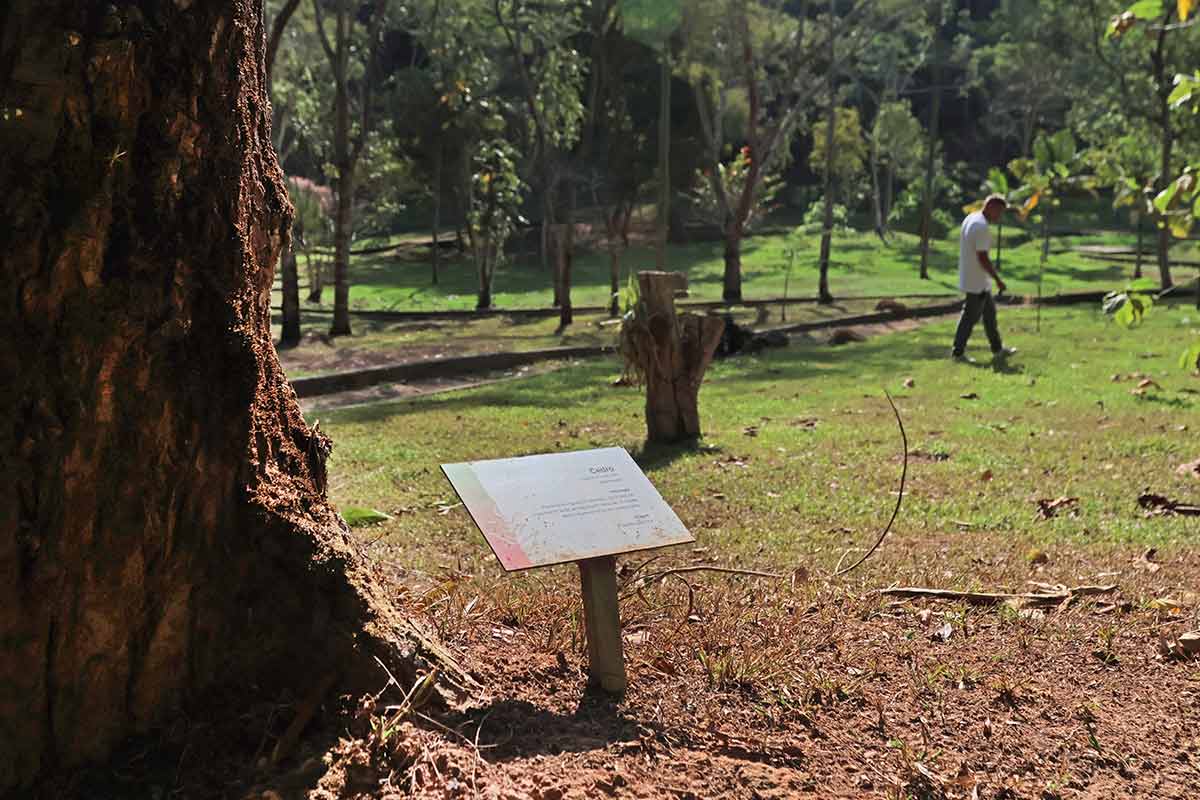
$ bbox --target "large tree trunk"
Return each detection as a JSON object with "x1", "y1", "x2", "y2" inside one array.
[
  {"x1": 633, "y1": 272, "x2": 724, "y2": 443},
  {"x1": 0, "y1": 2, "x2": 443, "y2": 789}
]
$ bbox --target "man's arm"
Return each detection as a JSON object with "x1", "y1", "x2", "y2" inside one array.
[{"x1": 976, "y1": 251, "x2": 1007, "y2": 294}]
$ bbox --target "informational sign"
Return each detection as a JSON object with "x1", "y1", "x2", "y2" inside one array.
[{"x1": 442, "y1": 447, "x2": 693, "y2": 571}]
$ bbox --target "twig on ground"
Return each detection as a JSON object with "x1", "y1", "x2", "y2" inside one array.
[
  {"x1": 270, "y1": 670, "x2": 338, "y2": 766},
  {"x1": 628, "y1": 565, "x2": 785, "y2": 595},
  {"x1": 832, "y1": 390, "x2": 908, "y2": 577},
  {"x1": 880, "y1": 584, "x2": 1118, "y2": 607}
]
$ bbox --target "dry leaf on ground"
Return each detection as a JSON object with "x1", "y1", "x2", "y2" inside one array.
[
  {"x1": 1036, "y1": 496, "x2": 1079, "y2": 520},
  {"x1": 1175, "y1": 458, "x2": 1200, "y2": 479}
]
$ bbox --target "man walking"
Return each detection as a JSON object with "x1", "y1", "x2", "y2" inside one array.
[{"x1": 953, "y1": 194, "x2": 1016, "y2": 363}]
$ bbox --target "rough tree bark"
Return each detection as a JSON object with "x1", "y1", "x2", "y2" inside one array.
[
  {"x1": 0, "y1": 1, "x2": 451, "y2": 789},
  {"x1": 631, "y1": 272, "x2": 724, "y2": 443}
]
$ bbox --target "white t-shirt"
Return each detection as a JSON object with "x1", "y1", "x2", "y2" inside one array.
[{"x1": 958, "y1": 211, "x2": 993, "y2": 293}]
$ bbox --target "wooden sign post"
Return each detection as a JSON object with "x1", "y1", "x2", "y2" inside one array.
[
  {"x1": 442, "y1": 447, "x2": 692, "y2": 694},
  {"x1": 578, "y1": 555, "x2": 625, "y2": 692}
]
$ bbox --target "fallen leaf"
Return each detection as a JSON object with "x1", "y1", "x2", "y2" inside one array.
[
  {"x1": 1160, "y1": 631, "x2": 1200, "y2": 660},
  {"x1": 1136, "y1": 547, "x2": 1161, "y2": 573},
  {"x1": 1131, "y1": 378, "x2": 1163, "y2": 396},
  {"x1": 960, "y1": 392, "x2": 979, "y2": 400},
  {"x1": 1036, "y1": 496, "x2": 1080, "y2": 520},
  {"x1": 903, "y1": 377, "x2": 915, "y2": 388},
  {"x1": 743, "y1": 425, "x2": 759, "y2": 437},
  {"x1": 931, "y1": 622, "x2": 954, "y2": 642},
  {"x1": 1027, "y1": 548, "x2": 1049, "y2": 565},
  {"x1": 1176, "y1": 458, "x2": 1200, "y2": 480},
  {"x1": 980, "y1": 469, "x2": 993, "y2": 482}
]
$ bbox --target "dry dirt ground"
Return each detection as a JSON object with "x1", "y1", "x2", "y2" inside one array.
[{"x1": 39, "y1": 535, "x2": 1197, "y2": 800}]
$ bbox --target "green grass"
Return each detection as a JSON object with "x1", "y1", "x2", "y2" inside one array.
[
  {"x1": 316, "y1": 302, "x2": 1200, "y2": 578},
  {"x1": 280, "y1": 222, "x2": 1159, "y2": 314}
]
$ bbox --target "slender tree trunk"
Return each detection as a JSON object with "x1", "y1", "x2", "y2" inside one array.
[
  {"x1": 0, "y1": 2, "x2": 435, "y2": 789},
  {"x1": 1157, "y1": 123, "x2": 1174, "y2": 288},
  {"x1": 431, "y1": 140, "x2": 443, "y2": 286},
  {"x1": 723, "y1": 226, "x2": 743, "y2": 303},
  {"x1": 329, "y1": 3, "x2": 353, "y2": 337},
  {"x1": 609, "y1": 247, "x2": 622, "y2": 317},
  {"x1": 307, "y1": 253, "x2": 325, "y2": 303},
  {"x1": 559, "y1": 223, "x2": 574, "y2": 329},
  {"x1": 870, "y1": 140, "x2": 885, "y2": 241},
  {"x1": 818, "y1": 11, "x2": 836, "y2": 305},
  {"x1": 884, "y1": 164, "x2": 895, "y2": 225},
  {"x1": 657, "y1": 53, "x2": 671, "y2": 270},
  {"x1": 919, "y1": 55, "x2": 942, "y2": 280},
  {"x1": 280, "y1": 242, "x2": 302, "y2": 347},
  {"x1": 1151, "y1": 15, "x2": 1174, "y2": 290},
  {"x1": 1135, "y1": 217, "x2": 1144, "y2": 279},
  {"x1": 331, "y1": 167, "x2": 354, "y2": 336}
]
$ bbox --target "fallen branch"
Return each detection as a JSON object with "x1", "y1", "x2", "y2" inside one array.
[
  {"x1": 881, "y1": 584, "x2": 1118, "y2": 607},
  {"x1": 635, "y1": 565, "x2": 785, "y2": 586},
  {"x1": 832, "y1": 390, "x2": 908, "y2": 577}
]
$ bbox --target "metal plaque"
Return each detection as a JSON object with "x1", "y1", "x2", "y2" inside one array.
[{"x1": 442, "y1": 447, "x2": 693, "y2": 570}]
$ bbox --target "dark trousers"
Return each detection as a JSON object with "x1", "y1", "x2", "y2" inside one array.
[{"x1": 952, "y1": 291, "x2": 1003, "y2": 356}]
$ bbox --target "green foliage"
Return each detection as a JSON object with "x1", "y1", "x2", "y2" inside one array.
[
  {"x1": 1102, "y1": 278, "x2": 1158, "y2": 327},
  {"x1": 1009, "y1": 130, "x2": 1096, "y2": 222},
  {"x1": 620, "y1": 0, "x2": 683, "y2": 48},
  {"x1": 341, "y1": 507, "x2": 394, "y2": 527},
  {"x1": 690, "y1": 146, "x2": 783, "y2": 232},
  {"x1": 872, "y1": 101, "x2": 924, "y2": 181},
  {"x1": 810, "y1": 107, "x2": 869, "y2": 187},
  {"x1": 801, "y1": 201, "x2": 848, "y2": 233},
  {"x1": 1180, "y1": 339, "x2": 1200, "y2": 371}
]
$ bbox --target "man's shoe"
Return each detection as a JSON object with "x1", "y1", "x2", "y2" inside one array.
[
  {"x1": 952, "y1": 353, "x2": 977, "y2": 364},
  {"x1": 993, "y1": 346, "x2": 1017, "y2": 359}
]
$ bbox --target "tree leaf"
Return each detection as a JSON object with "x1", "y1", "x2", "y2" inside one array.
[
  {"x1": 341, "y1": 507, "x2": 393, "y2": 527},
  {"x1": 1019, "y1": 191, "x2": 1041, "y2": 220},
  {"x1": 1130, "y1": 0, "x2": 1166, "y2": 19},
  {"x1": 1179, "y1": 341, "x2": 1200, "y2": 371}
]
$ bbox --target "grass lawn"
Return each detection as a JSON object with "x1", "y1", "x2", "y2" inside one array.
[
  {"x1": 279, "y1": 222, "x2": 1162, "y2": 314},
  {"x1": 320, "y1": 302, "x2": 1199, "y2": 568},
  {"x1": 296, "y1": 304, "x2": 1200, "y2": 798}
]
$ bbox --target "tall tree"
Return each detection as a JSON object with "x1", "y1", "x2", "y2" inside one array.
[
  {"x1": 268, "y1": 0, "x2": 306, "y2": 348},
  {"x1": 683, "y1": 0, "x2": 820, "y2": 303},
  {"x1": 491, "y1": 0, "x2": 584, "y2": 322},
  {"x1": 312, "y1": 0, "x2": 389, "y2": 336},
  {"x1": 622, "y1": 0, "x2": 684, "y2": 270},
  {"x1": 1, "y1": 0, "x2": 449, "y2": 789},
  {"x1": 1081, "y1": 0, "x2": 1200, "y2": 288}
]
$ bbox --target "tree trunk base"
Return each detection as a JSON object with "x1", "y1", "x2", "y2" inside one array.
[{"x1": 633, "y1": 272, "x2": 725, "y2": 444}]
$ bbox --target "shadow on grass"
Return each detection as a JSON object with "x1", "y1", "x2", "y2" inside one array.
[{"x1": 631, "y1": 437, "x2": 721, "y2": 474}]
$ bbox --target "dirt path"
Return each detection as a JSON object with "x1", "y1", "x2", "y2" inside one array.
[{"x1": 298, "y1": 312, "x2": 960, "y2": 413}]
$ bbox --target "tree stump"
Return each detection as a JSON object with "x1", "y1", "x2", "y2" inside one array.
[{"x1": 630, "y1": 272, "x2": 725, "y2": 443}]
